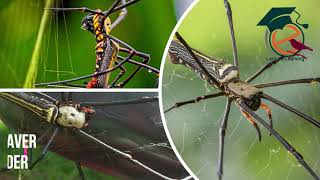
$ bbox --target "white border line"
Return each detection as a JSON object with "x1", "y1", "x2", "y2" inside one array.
[
  {"x1": 159, "y1": 0, "x2": 200, "y2": 179},
  {"x1": 0, "y1": 88, "x2": 158, "y2": 93},
  {"x1": 1, "y1": 1, "x2": 201, "y2": 178}
]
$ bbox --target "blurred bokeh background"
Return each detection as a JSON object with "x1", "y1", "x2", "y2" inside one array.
[
  {"x1": 163, "y1": 0, "x2": 320, "y2": 180},
  {"x1": 0, "y1": 0, "x2": 176, "y2": 88}
]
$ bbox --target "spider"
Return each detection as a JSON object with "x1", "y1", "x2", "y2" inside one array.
[
  {"x1": 35, "y1": 0, "x2": 159, "y2": 88},
  {"x1": 164, "y1": 0, "x2": 320, "y2": 180},
  {"x1": 0, "y1": 92, "x2": 191, "y2": 180}
]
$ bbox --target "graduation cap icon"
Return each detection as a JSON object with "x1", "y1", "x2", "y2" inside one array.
[{"x1": 257, "y1": 7, "x2": 309, "y2": 32}]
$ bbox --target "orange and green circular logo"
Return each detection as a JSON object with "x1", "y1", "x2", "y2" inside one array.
[
  {"x1": 257, "y1": 7, "x2": 312, "y2": 59},
  {"x1": 269, "y1": 23, "x2": 304, "y2": 56}
]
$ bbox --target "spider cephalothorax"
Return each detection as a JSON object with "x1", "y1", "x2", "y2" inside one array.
[
  {"x1": 226, "y1": 81, "x2": 262, "y2": 111},
  {"x1": 81, "y1": 11, "x2": 112, "y2": 42},
  {"x1": 81, "y1": 14, "x2": 95, "y2": 33}
]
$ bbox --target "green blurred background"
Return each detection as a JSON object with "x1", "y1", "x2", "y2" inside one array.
[
  {"x1": 0, "y1": 0, "x2": 176, "y2": 88},
  {"x1": 163, "y1": 0, "x2": 320, "y2": 180}
]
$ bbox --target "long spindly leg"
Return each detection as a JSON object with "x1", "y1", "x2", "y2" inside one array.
[
  {"x1": 240, "y1": 109, "x2": 262, "y2": 141},
  {"x1": 260, "y1": 103, "x2": 273, "y2": 135},
  {"x1": 217, "y1": 98, "x2": 232, "y2": 180},
  {"x1": 117, "y1": 55, "x2": 160, "y2": 75},
  {"x1": 103, "y1": 0, "x2": 122, "y2": 17},
  {"x1": 29, "y1": 126, "x2": 59, "y2": 170},
  {"x1": 112, "y1": 48, "x2": 150, "y2": 88},
  {"x1": 245, "y1": 51, "x2": 298, "y2": 83},
  {"x1": 223, "y1": 0, "x2": 238, "y2": 68},
  {"x1": 174, "y1": 32, "x2": 223, "y2": 90},
  {"x1": 112, "y1": 0, "x2": 141, "y2": 12},
  {"x1": 46, "y1": 0, "x2": 119, "y2": 15},
  {"x1": 60, "y1": 92, "x2": 73, "y2": 106},
  {"x1": 164, "y1": 92, "x2": 226, "y2": 113},
  {"x1": 110, "y1": 0, "x2": 128, "y2": 30},
  {"x1": 254, "y1": 77, "x2": 320, "y2": 89},
  {"x1": 238, "y1": 101, "x2": 320, "y2": 180},
  {"x1": 45, "y1": 7, "x2": 105, "y2": 15},
  {"x1": 105, "y1": 36, "x2": 151, "y2": 63},
  {"x1": 80, "y1": 96, "x2": 158, "y2": 107},
  {"x1": 245, "y1": 56, "x2": 283, "y2": 83},
  {"x1": 76, "y1": 163, "x2": 85, "y2": 180},
  {"x1": 77, "y1": 130, "x2": 175, "y2": 180},
  {"x1": 261, "y1": 93, "x2": 320, "y2": 128},
  {"x1": 109, "y1": 60, "x2": 126, "y2": 87},
  {"x1": 103, "y1": 35, "x2": 150, "y2": 88}
]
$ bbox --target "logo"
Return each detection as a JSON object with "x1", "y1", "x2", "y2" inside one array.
[{"x1": 257, "y1": 7, "x2": 313, "y2": 60}]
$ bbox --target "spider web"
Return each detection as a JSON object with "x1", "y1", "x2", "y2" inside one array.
[
  {"x1": 162, "y1": 1, "x2": 320, "y2": 180},
  {"x1": 37, "y1": 0, "x2": 87, "y2": 87}
]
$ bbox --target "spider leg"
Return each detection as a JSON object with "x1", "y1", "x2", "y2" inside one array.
[
  {"x1": 164, "y1": 92, "x2": 226, "y2": 113},
  {"x1": 102, "y1": 35, "x2": 150, "y2": 88},
  {"x1": 238, "y1": 101, "x2": 320, "y2": 180},
  {"x1": 112, "y1": 0, "x2": 141, "y2": 12},
  {"x1": 48, "y1": 1, "x2": 138, "y2": 18},
  {"x1": 60, "y1": 92, "x2": 73, "y2": 105},
  {"x1": 254, "y1": 77, "x2": 320, "y2": 89},
  {"x1": 217, "y1": 98, "x2": 232, "y2": 180},
  {"x1": 77, "y1": 130, "x2": 175, "y2": 180},
  {"x1": 80, "y1": 96, "x2": 157, "y2": 107},
  {"x1": 261, "y1": 93, "x2": 320, "y2": 128},
  {"x1": 240, "y1": 109, "x2": 262, "y2": 141},
  {"x1": 223, "y1": 0, "x2": 238, "y2": 68},
  {"x1": 45, "y1": 7, "x2": 104, "y2": 15},
  {"x1": 110, "y1": 0, "x2": 128, "y2": 30},
  {"x1": 61, "y1": 92, "x2": 67, "y2": 103},
  {"x1": 109, "y1": 60, "x2": 126, "y2": 87},
  {"x1": 245, "y1": 56, "x2": 283, "y2": 83},
  {"x1": 245, "y1": 52, "x2": 298, "y2": 83},
  {"x1": 104, "y1": 35, "x2": 151, "y2": 63},
  {"x1": 29, "y1": 126, "x2": 59, "y2": 170},
  {"x1": 111, "y1": 48, "x2": 150, "y2": 88},
  {"x1": 118, "y1": 47, "x2": 150, "y2": 61},
  {"x1": 76, "y1": 163, "x2": 85, "y2": 180},
  {"x1": 175, "y1": 32, "x2": 223, "y2": 91},
  {"x1": 118, "y1": 55, "x2": 160, "y2": 75},
  {"x1": 260, "y1": 103, "x2": 273, "y2": 135},
  {"x1": 103, "y1": 0, "x2": 122, "y2": 17},
  {"x1": 28, "y1": 147, "x2": 33, "y2": 168}
]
